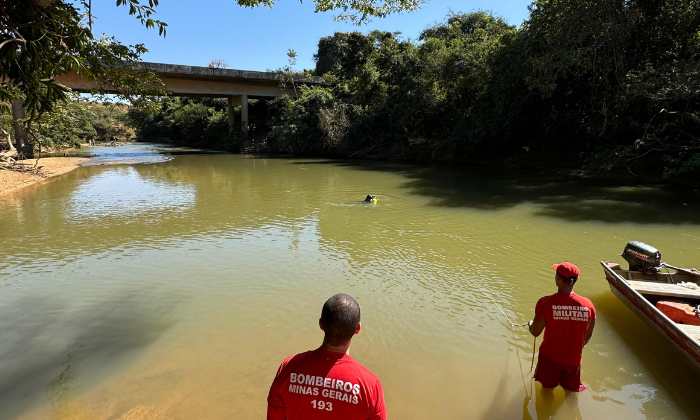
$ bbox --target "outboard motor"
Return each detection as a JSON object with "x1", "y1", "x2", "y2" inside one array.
[{"x1": 622, "y1": 241, "x2": 662, "y2": 272}]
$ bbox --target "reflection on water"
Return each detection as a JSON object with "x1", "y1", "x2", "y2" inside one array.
[
  {"x1": 0, "y1": 148, "x2": 699, "y2": 419},
  {"x1": 81, "y1": 143, "x2": 173, "y2": 166},
  {"x1": 68, "y1": 167, "x2": 195, "y2": 220},
  {"x1": 523, "y1": 387, "x2": 583, "y2": 420}
]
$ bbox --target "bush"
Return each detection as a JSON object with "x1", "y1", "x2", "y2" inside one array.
[{"x1": 127, "y1": 97, "x2": 240, "y2": 151}]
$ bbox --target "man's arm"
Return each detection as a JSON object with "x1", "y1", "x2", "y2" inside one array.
[
  {"x1": 529, "y1": 297, "x2": 547, "y2": 337},
  {"x1": 585, "y1": 315, "x2": 596, "y2": 345},
  {"x1": 267, "y1": 396, "x2": 286, "y2": 420},
  {"x1": 529, "y1": 316, "x2": 546, "y2": 337},
  {"x1": 369, "y1": 380, "x2": 387, "y2": 420},
  {"x1": 267, "y1": 361, "x2": 288, "y2": 420}
]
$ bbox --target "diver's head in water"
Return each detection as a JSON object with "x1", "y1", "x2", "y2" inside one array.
[{"x1": 364, "y1": 194, "x2": 377, "y2": 203}]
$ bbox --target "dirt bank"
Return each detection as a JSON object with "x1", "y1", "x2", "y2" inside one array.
[{"x1": 0, "y1": 157, "x2": 88, "y2": 197}]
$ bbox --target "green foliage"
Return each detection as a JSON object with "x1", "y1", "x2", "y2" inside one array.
[
  {"x1": 671, "y1": 153, "x2": 700, "y2": 179},
  {"x1": 88, "y1": 101, "x2": 135, "y2": 144},
  {"x1": 280, "y1": 13, "x2": 518, "y2": 161},
  {"x1": 1, "y1": 1, "x2": 165, "y2": 116},
  {"x1": 1, "y1": 0, "x2": 416, "y2": 117},
  {"x1": 31, "y1": 94, "x2": 133, "y2": 150},
  {"x1": 516, "y1": 0, "x2": 700, "y2": 176},
  {"x1": 114, "y1": 0, "x2": 168, "y2": 35},
  {"x1": 236, "y1": 0, "x2": 421, "y2": 23},
  {"x1": 268, "y1": 5, "x2": 699, "y2": 180},
  {"x1": 1, "y1": 0, "x2": 418, "y2": 157},
  {"x1": 315, "y1": 33, "x2": 375, "y2": 77},
  {"x1": 127, "y1": 97, "x2": 237, "y2": 151},
  {"x1": 268, "y1": 86, "x2": 337, "y2": 154},
  {"x1": 0, "y1": 0, "x2": 167, "y2": 157},
  {"x1": 416, "y1": 13, "x2": 516, "y2": 153},
  {"x1": 112, "y1": 3, "x2": 697, "y2": 182},
  {"x1": 34, "y1": 97, "x2": 97, "y2": 150}
]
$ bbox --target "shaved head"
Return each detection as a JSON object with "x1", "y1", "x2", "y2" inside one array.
[{"x1": 320, "y1": 294, "x2": 361, "y2": 346}]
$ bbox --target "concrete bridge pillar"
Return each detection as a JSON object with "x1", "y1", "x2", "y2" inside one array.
[
  {"x1": 227, "y1": 95, "x2": 249, "y2": 142},
  {"x1": 227, "y1": 96, "x2": 236, "y2": 134},
  {"x1": 240, "y1": 94, "x2": 249, "y2": 141}
]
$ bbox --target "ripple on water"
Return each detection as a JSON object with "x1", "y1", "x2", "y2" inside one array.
[{"x1": 2, "y1": 153, "x2": 700, "y2": 419}]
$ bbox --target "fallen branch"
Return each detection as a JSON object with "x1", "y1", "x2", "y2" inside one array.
[
  {"x1": 0, "y1": 130, "x2": 44, "y2": 174},
  {"x1": 0, "y1": 159, "x2": 45, "y2": 174}
]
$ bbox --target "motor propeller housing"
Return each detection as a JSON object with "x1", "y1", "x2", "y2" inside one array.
[{"x1": 622, "y1": 241, "x2": 662, "y2": 272}]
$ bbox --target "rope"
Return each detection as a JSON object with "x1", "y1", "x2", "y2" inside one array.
[
  {"x1": 497, "y1": 306, "x2": 530, "y2": 328},
  {"x1": 514, "y1": 342, "x2": 531, "y2": 398},
  {"x1": 496, "y1": 306, "x2": 537, "y2": 397}
]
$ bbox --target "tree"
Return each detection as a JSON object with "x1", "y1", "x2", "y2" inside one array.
[
  {"x1": 34, "y1": 94, "x2": 98, "y2": 149},
  {"x1": 517, "y1": 0, "x2": 699, "y2": 163},
  {"x1": 0, "y1": 0, "x2": 166, "y2": 157},
  {"x1": 315, "y1": 32, "x2": 374, "y2": 77},
  {"x1": 237, "y1": 0, "x2": 421, "y2": 23},
  {"x1": 416, "y1": 13, "x2": 516, "y2": 156}
]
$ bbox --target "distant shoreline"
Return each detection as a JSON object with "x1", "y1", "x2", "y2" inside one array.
[{"x1": 0, "y1": 157, "x2": 89, "y2": 197}]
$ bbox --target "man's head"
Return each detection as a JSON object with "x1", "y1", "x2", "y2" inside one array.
[
  {"x1": 319, "y1": 293, "x2": 361, "y2": 346},
  {"x1": 552, "y1": 261, "x2": 581, "y2": 290}
]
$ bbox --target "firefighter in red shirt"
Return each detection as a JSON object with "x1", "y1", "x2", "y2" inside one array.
[
  {"x1": 528, "y1": 262, "x2": 596, "y2": 392},
  {"x1": 267, "y1": 293, "x2": 387, "y2": 420}
]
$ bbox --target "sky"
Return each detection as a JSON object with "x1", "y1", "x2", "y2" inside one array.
[{"x1": 91, "y1": 0, "x2": 533, "y2": 72}]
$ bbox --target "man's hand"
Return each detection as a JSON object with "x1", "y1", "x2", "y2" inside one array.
[{"x1": 529, "y1": 316, "x2": 545, "y2": 337}]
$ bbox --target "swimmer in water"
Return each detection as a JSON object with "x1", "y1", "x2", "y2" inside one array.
[{"x1": 364, "y1": 194, "x2": 377, "y2": 203}]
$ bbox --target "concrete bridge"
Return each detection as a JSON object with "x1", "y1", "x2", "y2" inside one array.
[{"x1": 55, "y1": 61, "x2": 323, "y2": 139}]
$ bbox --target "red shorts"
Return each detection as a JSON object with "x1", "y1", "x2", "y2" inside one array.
[{"x1": 534, "y1": 354, "x2": 586, "y2": 392}]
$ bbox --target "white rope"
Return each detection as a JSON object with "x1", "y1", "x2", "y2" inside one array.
[{"x1": 497, "y1": 306, "x2": 537, "y2": 398}]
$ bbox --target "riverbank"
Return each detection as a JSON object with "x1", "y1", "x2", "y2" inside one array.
[{"x1": 0, "y1": 157, "x2": 88, "y2": 197}]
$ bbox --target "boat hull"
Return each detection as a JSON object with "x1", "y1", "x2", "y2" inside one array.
[{"x1": 601, "y1": 261, "x2": 700, "y2": 370}]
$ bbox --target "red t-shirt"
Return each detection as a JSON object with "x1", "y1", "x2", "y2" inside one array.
[
  {"x1": 536, "y1": 291, "x2": 596, "y2": 367},
  {"x1": 267, "y1": 348, "x2": 387, "y2": 420}
]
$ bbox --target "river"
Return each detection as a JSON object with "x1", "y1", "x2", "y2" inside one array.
[{"x1": 1, "y1": 144, "x2": 699, "y2": 419}]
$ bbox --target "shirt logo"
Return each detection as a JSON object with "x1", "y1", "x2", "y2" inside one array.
[
  {"x1": 552, "y1": 305, "x2": 590, "y2": 321},
  {"x1": 288, "y1": 373, "x2": 361, "y2": 405}
]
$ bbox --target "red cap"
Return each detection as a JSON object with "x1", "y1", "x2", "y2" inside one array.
[{"x1": 552, "y1": 262, "x2": 581, "y2": 279}]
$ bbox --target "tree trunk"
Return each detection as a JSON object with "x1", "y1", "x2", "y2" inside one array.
[
  {"x1": 0, "y1": 128, "x2": 18, "y2": 169},
  {"x1": 1, "y1": 128, "x2": 16, "y2": 154},
  {"x1": 11, "y1": 100, "x2": 33, "y2": 158}
]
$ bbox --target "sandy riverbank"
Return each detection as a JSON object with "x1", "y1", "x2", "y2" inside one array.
[{"x1": 0, "y1": 157, "x2": 88, "y2": 197}]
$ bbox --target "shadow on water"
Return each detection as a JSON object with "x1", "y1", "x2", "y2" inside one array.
[
  {"x1": 0, "y1": 291, "x2": 178, "y2": 418},
  {"x1": 595, "y1": 292, "x2": 700, "y2": 417},
  {"x1": 481, "y1": 356, "x2": 527, "y2": 418},
  {"x1": 289, "y1": 159, "x2": 700, "y2": 224}
]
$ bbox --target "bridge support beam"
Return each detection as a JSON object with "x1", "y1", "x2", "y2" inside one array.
[
  {"x1": 227, "y1": 96, "x2": 236, "y2": 135},
  {"x1": 240, "y1": 94, "x2": 249, "y2": 141},
  {"x1": 227, "y1": 95, "x2": 249, "y2": 142}
]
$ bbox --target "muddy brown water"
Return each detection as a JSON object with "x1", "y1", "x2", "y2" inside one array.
[{"x1": 1, "y1": 144, "x2": 699, "y2": 419}]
